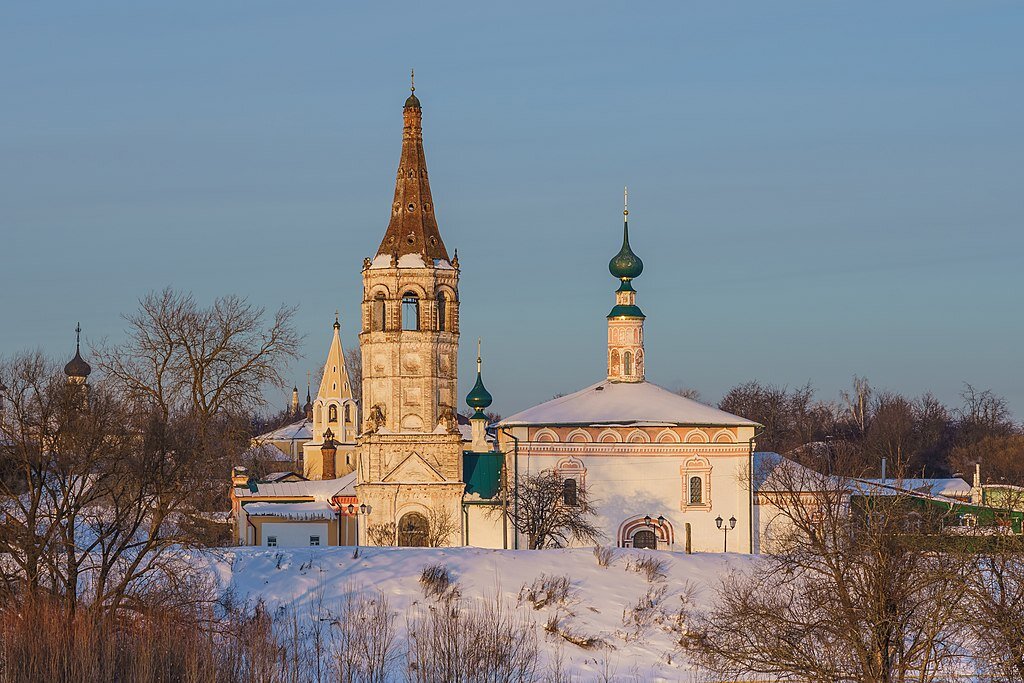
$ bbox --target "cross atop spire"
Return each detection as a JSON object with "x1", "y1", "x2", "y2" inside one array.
[
  {"x1": 334, "y1": 309, "x2": 340, "y2": 329},
  {"x1": 410, "y1": 68, "x2": 415, "y2": 93}
]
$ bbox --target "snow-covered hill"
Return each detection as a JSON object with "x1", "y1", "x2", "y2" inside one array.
[{"x1": 201, "y1": 546, "x2": 759, "y2": 682}]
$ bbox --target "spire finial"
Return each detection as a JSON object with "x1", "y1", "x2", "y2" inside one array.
[
  {"x1": 75, "y1": 322, "x2": 81, "y2": 351},
  {"x1": 623, "y1": 186, "x2": 629, "y2": 219},
  {"x1": 476, "y1": 338, "x2": 482, "y2": 374},
  {"x1": 410, "y1": 68, "x2": 415, "y2": 93},
  {"x1": 334, "y1": 310, "x2": 340, "y2": 329}
]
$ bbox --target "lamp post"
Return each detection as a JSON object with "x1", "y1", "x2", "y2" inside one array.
[{"x1": 715, "y1": 515, "x2": 737, "y2": 552}]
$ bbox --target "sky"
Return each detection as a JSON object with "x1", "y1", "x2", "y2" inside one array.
[{"x1": 1, "y1": 2, "x2": 1022, "y2": 420}]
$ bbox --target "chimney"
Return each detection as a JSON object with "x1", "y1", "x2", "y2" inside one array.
[
  {"x1": 972, "y1": 462, "x2": 982, "y2": 505},
  {"x1": 231, "y1": 466, "x2": 250, "y2": 488},
  {"x1": 321, "y1": 429, "x2": 337, "y2": 480},
  {"x1": 881, "y1": 457, "x2": 887, "y2": 483}
]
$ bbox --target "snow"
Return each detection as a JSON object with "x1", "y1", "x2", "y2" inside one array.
[
  {"x1": 851, "y1": 477, "x2": 972, "y2": 500},
  {"x1": 242, "y1": 501, "x2": 338, "y2": 520},
  {"x1": 198, "y1": 546, "x2": 760, "y2": 681},
  {"x1": 368, "y1": 253, "x2": 452, "y2": 269},
  {"x1": 256, "y1": 419, "x2": 312, "y2": 443},
  {"x1": 234, "y1": 472, "x2": 357, "y2": 500},
  {"x1": 502, "y1": 380, "x2": 759, "y2": 428}
]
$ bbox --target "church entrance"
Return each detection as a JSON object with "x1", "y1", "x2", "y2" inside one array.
[
  {"x1": 398, "y1": 512, "x2": 429, "y2": 547},
  {"x1": 632, "y1": 529, "x2": 657, "y2": 549}
]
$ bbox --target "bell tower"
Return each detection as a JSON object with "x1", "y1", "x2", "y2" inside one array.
[
  {"x1": 355, "y1": 77, "x2": 465, "y2": 546},
  {"x1": 607, "y1": 189, "x2": 645, "y2": 383}
]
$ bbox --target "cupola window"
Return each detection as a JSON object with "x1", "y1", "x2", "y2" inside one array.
[
  {"x1": 623, "y1": 351, "x2": 633, "y2": 376},
  {"x1": 329, "y1": 405, "x2": 338, "y2": 423},
  {"x1": 436, "y1": 292, "x2": 446, "y2": 331},
  {"x1": 402, "y1": 293, "x2": 420, "y2": 331},
  {"x1": 372, "y1": 294, "x2": 386, "y2": 331}
]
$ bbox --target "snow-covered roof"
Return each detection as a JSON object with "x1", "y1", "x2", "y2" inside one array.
[
  {"x1": 261, "y1": 471, "x2": 306, "y2": 483},
  {"x1": 501, "y1": 380, "x2": 759, "y2": 428},
  {"x1": 244, "y1": 443, "x2": 295, "y2": 462},
  {"x1": 257, "y1": 420, "x2": 312, "y2": 443},
  {"x1": 242, "y1": 501, "x2": 337, "y2": 520},
  {"x1": 234, "y1": 472, "x2": 356, "y2": 501},
  {"x1": 852, "y1": 478, "x2": 971, "y2": 500},
  {"x1": 752, "y1": 452, "x2": 837, "y2": 492}
]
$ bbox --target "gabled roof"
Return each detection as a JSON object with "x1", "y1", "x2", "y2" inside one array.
[
  {"x1": 233, "y1": 472, "x2": 357, "y2": 501},
  {"x1": 753, "y1": 452, "x2": 839, "y2": 493},
  {"x1": 257, "y1": 420, "x2": 312, "y2": 443},
  {"x1": 500, "y1": 380, "x2": 758, "y2": 428}
]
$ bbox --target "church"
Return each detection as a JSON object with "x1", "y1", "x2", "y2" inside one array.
[{"x1": 229, "y1": 82, "x2": 773, "y2": 553}]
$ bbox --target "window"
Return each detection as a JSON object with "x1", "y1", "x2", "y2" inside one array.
[
  {"x1": 344, "y1": 404, "x2": 351, "y2": 422},
  {"x1": 309, "y1": 535, "x2": 320, "y2": 547},
  {"x1": 689, "y1": 476, "x2": 703, "y2": 505},
  {"x1": 372, "y1": 294, "x2": 386, "y2": 331},
  {"x1": 402, "y1": 293, "x2": 419, "y2": 331},
  {"x1": 436, "y1": 293, "x2": 446, "y2": 331},
  {"x1": 267, "y1": 536, "x2": 278, "y2": 547},
  {"x1": 562, "y1": 478, "x2": 578, "y2": 506},
  {"x1": 623, "y1": 351, "x2": 633, "y2": 375},
  {"x1": 328, "y1": 405, "x2": 338, "y2": 423}
]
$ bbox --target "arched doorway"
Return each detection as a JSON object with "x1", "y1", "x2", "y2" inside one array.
[
  {"x1": 398, "y1": 512, "x2": 428, "y2": 547},
  {"x1": 632, "y1": 529, "x2": 657, "y2": 550}
]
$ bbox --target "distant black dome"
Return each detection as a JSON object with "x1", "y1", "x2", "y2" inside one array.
[{"x1": 64, "y1": 349, "x2": 91, "y2": 379}]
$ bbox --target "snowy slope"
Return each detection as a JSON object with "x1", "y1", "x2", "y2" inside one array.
[{"x1": 199, "y1": 546, "x2": 759, "y2": 682}]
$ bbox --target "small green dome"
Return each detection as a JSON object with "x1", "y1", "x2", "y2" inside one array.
[
  {"x1": 466, "y1": 371, "x2": 493, "y2": 414},
  {"x1": 609, "y1": 223, "x2": 643, "y2": 280}
]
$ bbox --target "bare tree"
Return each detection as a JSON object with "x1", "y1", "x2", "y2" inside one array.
[
  {"x1": 344, "y1": 346, "x2": 362, "y2": 405},
  {"x1": 0, "y1": 353, "x2": 209, "y2": 614},
  {"x1": 841, "y1": 375, "x2": 873, "y2": 436},
  {"x1": 501, "y1": 471, "x2": 601, "y2": 549},
  {"x1": 95, "y1": 287, "x2": 300, "y2": 434},
  {"x1": 685, "y1": 451, "x2": 967, "y2": 682},
  {"x1": 426, "y1": 507, "x2": 458, "y2": 547}
]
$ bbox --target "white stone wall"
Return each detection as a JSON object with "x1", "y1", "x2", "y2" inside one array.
[{"x1": 260, "y1": 522, "x2": 330, "y2": 548}]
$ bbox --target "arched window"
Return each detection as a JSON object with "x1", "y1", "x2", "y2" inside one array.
[
  {"x1": 610, "y1": 349, "x2": 619, "y2": 374},
  {"x1": 372, "y1": 294, "x2": 386, "y2": 331},
  {"x1": 689, "y1": 476, "x2": 702, "y2": 505},
  {"x1": 398, "y1": 512, "x2": 428, "y2": 547},
  {"x1": 623, "y1": 351, "x2": 633, "y2": 375},
  {"x1": 436, "y1": 292, "x2": 446, "y2": 331},
  {"x1": 402, "y1": 293, "x2": 419, "y2": 331},
  {"x1": 562, "y1": 478, "x2": 578, "y2": 506},
  {"x1": 328, "y1": 405, "x2": 338, "y2": 423},
  {"x1": 344, "y1": 404, "x2": 351, "y2": 423}
]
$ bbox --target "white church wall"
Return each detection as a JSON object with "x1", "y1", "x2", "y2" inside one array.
[{"x1": 516, "y1": 451, "x2": 753, "y2": 553}]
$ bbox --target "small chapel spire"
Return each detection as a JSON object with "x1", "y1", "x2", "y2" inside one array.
[
  {"x1": 466, "y1": 338, "x2": 493, "y2": 452},
  {"x1": 64, "y1": 322, "x2": 91, "y2": 384},
  {"x1": 606, "y1": 191, "x2": 646, "y2": 383}
]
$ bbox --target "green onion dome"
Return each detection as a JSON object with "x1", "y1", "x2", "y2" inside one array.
[
  {"x1": 465, "y1": 371, "x2": 493, "y2": 415},
  {"x1": 608, "y1": 223, "x2": 643, "y2": 280}
]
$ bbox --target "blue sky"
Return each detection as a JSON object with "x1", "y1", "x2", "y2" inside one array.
[{"x1": 2, "y1": 2, "x2": 1022, "y2": 419}]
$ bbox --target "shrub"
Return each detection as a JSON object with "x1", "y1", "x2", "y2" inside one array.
[
  {"x1": 518, "y1": 574, "x2": 572, "y2": 610},
  {"x1": 419, "y1": 564, "x2": 455, "y2": 601},
  {"x1": 593, "y1": 545, "x2": 614, "y2": 568},
  {"x1": 626, "y1": 555, "x2": 668, "y2": 583}
]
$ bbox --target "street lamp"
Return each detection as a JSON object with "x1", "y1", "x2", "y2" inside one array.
[{"x1": 715, "y1": 515, "x2": 737, "y2": 552}]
